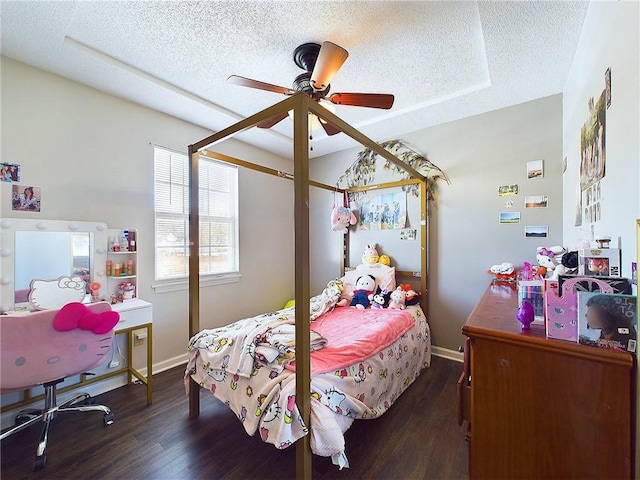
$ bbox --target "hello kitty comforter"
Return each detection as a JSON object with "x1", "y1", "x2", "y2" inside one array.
[{"x1": 185, "y1": 303, "x2": 431, "y2": 468}]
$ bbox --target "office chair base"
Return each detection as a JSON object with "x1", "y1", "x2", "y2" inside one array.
[{"x1": 1, "y1": 387, "x2": 114, "y2": 470}]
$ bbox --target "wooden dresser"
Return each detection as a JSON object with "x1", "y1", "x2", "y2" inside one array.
[{"x1": 459, "y1": 284, "x2": 635, "y2": 479}]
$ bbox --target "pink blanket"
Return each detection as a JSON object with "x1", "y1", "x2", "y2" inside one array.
[{"x1": 288, "y1": 307, "x2": 415, "y2": 376}]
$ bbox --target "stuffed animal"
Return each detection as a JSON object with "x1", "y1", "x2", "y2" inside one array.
[
  {"x1": 378, "y1": 254, "x2": 391, "y2": 266},
  {"x1": 331, "y1": 206, "x2": 357, "y2": 234},
  {"x1": 550, "y1": 251, "x2": 579, "y2": 280},
  {"x1": 398, "y1": 283, "x2": 421, "y2": 306},
  {"x1": 536, "y1": 246, "x2": 566, "y2": 277},
  {"x1": 371, "y1": 286, "x2": 390, "y2": 309},
  {"x1": 350, "y1": 274, "x2": 376, "y2": 309},
  {"x1": 387, "y1": 286, "x2": 407, "y2": 310},
  {"x1": 488, "y1": 262, "x2": 517, "y2": 281},
  {"x1": 362, "y1": 244, "x2": 379, "y2": 265}
]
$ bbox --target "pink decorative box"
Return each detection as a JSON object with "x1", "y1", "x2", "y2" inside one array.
[{"x1": 545, "y1": 277, "x2": 613, "y2": 342}]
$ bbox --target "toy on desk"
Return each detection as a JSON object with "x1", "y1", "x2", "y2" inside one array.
[
  {"x1": 488, "y1": 262, "x2": 517, "y2": 282},
  {"x1": 89, "y1": 282, "x2": 101, "y2": 303},
  {"x1": 516, "y1": 300, "x2": 535, "y2": 330},
  {"x1": 550, "y1": 251, "x2": 579, "y2": 280},
  {"x1": 536, "y1": 246, "x2": 566, "y2": 277},
  {"x1": 545, "y1": 276, "x2": 613, "y2": 342}
]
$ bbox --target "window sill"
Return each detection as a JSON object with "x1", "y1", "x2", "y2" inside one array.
[{"x1": 151, "y1": 273, "x2": 241, "y2": 293}]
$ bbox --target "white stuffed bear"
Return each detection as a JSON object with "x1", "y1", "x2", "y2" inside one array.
[{"x1": 331, "y1": 206, "x2": 357, "y2": 234}]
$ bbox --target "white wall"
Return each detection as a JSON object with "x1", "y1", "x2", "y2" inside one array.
[
  {"x1": 311, "y1": 94, "x2": 564, "y2": 352},
  {"x1": 560, "y1": 2, "x2": 639, "y2": 476},
  {"x1": 0, "y1": 57, "x2": 295, "y2": 377},
  {"x1": 562, "y1": 1, "x2": 639, "y2": 277}
]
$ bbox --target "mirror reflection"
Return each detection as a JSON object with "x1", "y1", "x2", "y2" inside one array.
[{"x1": 14, "y1": 231, "x2": 92, "y2": 303}]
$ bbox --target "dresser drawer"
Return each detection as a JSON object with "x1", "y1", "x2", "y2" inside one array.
[
  {"x1": 457, "y1": 372, "x2": 471, "y2": 425},
  {"x1": 457, "y1": 337, "x2": 471, "y2": 426},
  {"x1": 113, "y1": 301, "x2": 153, "y2": 330}
]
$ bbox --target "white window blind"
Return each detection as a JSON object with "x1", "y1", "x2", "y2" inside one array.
[{"x1": 154, "y1": 146, "x2": 238, "y2": 282}]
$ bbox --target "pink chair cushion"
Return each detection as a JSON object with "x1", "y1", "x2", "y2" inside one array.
[{"x1": 1, "y1": 302, "x2": 119, "y2": 392}]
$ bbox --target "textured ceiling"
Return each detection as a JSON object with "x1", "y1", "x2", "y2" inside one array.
[{"x1": 1, "y1": 1, "x2": 589, "y2": 158}]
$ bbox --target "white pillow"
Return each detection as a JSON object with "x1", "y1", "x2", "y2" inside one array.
[{"x1": 340, "y1": 263, "x2": 396, "y2": 301}]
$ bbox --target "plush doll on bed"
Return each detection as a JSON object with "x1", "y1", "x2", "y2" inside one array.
[
  {"x1": 361, "y1": 244, "x2": 379, "y2": 265},
  {"x1": 370, "y1": 286, "x2": 390, "y2": 309},
  {"x1": 350, "y1": 274, "x2": 376, "y2": 309},
  {"x1": 387, "y1": 286, "x2": 407, "y2": 310}
]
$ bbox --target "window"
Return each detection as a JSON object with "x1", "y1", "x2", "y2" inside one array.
[{"x1": 154, "y1": 146, "x2": 238, "y2": 284}]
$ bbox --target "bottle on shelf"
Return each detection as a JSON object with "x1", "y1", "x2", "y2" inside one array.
[
  {"x1": 114, "y1": 263, "x2": 121, "y2": 277},
  {"x1": 126, "y1": 259, "x2": 134, "y2": 276},
  {"x1": 106, "y1": 260, "x2": 113, "y2": 277}
]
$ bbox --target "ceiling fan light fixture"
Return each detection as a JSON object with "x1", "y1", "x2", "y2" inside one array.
[{"x1": 287, "y1": 101, "x2": 336, "y2": 131}]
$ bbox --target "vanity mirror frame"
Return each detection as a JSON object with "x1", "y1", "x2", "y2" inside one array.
[{"x1": 0, "y1": 219, "x2": 109, "y2": 313}]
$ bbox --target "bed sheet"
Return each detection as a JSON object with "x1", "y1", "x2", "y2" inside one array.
[{"x1": 185, "y1": 304, "x2": 431, "y2": 466}]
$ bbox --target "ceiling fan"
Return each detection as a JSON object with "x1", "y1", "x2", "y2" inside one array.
[{"x1": 228, "y1": 41, "x2": 395, "y2": 136}]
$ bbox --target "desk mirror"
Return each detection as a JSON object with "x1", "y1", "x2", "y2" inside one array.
[{"x1": 0, "y1": 219, "x2": 108, "y2": 312}]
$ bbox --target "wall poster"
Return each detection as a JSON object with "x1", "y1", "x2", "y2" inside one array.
[{"x1": 358, "y1": 191, "x2": 407, "y2": 230}]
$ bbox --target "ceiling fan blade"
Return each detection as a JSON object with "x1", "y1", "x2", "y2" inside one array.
[
  {"x1": 310, "y1": 41, "x2": 349, "y2": 91},
  {"x1": 257, "y1": 111, "x2": 289, "y2": 129},
  {"x1": 328, "y1": 92, "x2": 395, "y2": 109},
  {"x1": 228, "y1": 75, "x2": 294, "y2": 95},
  {"x1": 320, "y1": 120, "x2": 341, "y2": 136}
]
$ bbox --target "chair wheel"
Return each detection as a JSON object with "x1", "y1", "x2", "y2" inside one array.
[
  {"x1": 34, "y1": 454, "x2": 47, "y2": 470},
  {"x1": 103, "y1": 413, "x2": 115, "y2": 426}
]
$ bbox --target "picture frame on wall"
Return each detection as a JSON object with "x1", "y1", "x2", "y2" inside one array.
[
  {"x1": 524, "y1": 225, "x2": 548, "y2": 238},
  {"x1": 1, "y1": 162, "x2": 20, "y2": 183},
  {"x1": 11, "y1": 185, "x2": 41, "y2": 212},
  {"x1": 527, "y1": 160, "x2": 544, "y2": 179}
]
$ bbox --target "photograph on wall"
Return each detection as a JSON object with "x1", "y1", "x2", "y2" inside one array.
[
  {"x1": 526, "y1": 160, "x2": 544, "y2": 179},
  {"x1": 580, "y1": 90, "x2": 606, "y2": 191},
  {"x1": 499, "y1": 211, "x2": 520, "y2": 224},
  {"x1": 498, "y1": 184, "x2": 518, "y2": 196},
  {"x1": 577, "y1": 291, "x2": 637, "y2": 353},
  {"x1": 605, "y1": 67, "x2": 611, "y2": 108},
  {"x1": 524, "y1": 195, "x2": 548, "y2": 208},
  {"x1": 574, "y1": 185, "x2": 583, "y2": 227},
  {"x1": 524, "y1": 225, "x2": 548, "y2": 238},
  {"x1": 358, "y1": 191, "x2": 407, "y2": 230},
  {"x1": 1, "y1": 162, "x2": 20, "y2": 183},
  {"x1": 11, "y1": 185, "x2": 41, "y2": 212}
]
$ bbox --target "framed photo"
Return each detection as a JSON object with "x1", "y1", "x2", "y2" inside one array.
[
  {"x1": 499, "y1": 212, "x2": 520, "y2": 224},
  {"x1": 498, "y1": 184, "x2": 518, "y2": 196},
  {"x1": 524, "y1": 195, "x2": 548, "y2": 208},
  {"x1": 1, "y1": 162, "x2": 20, "y2": 183},
  {"x1": 527, "y1": 160, "x2": 544, "y2": 179},
  {"x1": 11, "y1": 185, "x2": 41, "y2": 212},
  {"x1": 524, "y1": 225, "x2": 548, "y2": 238}
]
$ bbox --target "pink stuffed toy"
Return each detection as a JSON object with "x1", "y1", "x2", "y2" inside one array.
[{"x1": 387, "y1": 286, "x2": 406, "y2": 310}]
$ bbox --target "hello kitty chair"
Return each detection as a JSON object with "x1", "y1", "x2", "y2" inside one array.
[{"x1": 0, "y1": 301, "x2": 119, "y2": 470}]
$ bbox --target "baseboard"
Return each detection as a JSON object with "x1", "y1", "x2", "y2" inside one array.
[
  {"x1": 151, "y1": 353, "x2": 188, "y2": 374},
  {"x1": 431, "y1": 345, "x2": 463, "y2": 363}
]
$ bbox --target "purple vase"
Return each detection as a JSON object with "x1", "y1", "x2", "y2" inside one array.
[{"x1": 516, "y1": 300, "x2": 535, "y2": 330}]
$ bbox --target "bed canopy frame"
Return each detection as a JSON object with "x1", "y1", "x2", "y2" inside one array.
[{"x1": 187, "y1": 92, "x2": 428, "y2": 478}]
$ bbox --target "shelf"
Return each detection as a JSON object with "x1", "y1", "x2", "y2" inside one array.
[
  {"x1": 107, "y1": 275, "x2": 136, "y2": 280},
  {"x1": 108, "y1": 251, "x2": 136, "y2": 255}
]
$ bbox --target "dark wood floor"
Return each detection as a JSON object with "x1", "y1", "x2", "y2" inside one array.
[{"x1": 1, "y1": 356, "x2": 468, "y2": 479}]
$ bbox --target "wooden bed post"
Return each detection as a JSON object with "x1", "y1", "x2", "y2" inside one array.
[
  {"x1": 188, "y1": 145, "x2": 201, "y2": 419},
  {"x1": 292, "y1": 95, "x2": 313, "y2": 479},
  {"x1": 420, "y1": 180, "x2": 428, "y2": 314}
]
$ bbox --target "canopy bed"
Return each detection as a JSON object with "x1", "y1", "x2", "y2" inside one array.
[{"x1": 186, "y1": 93, "x2": 432, "y2": 478}]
